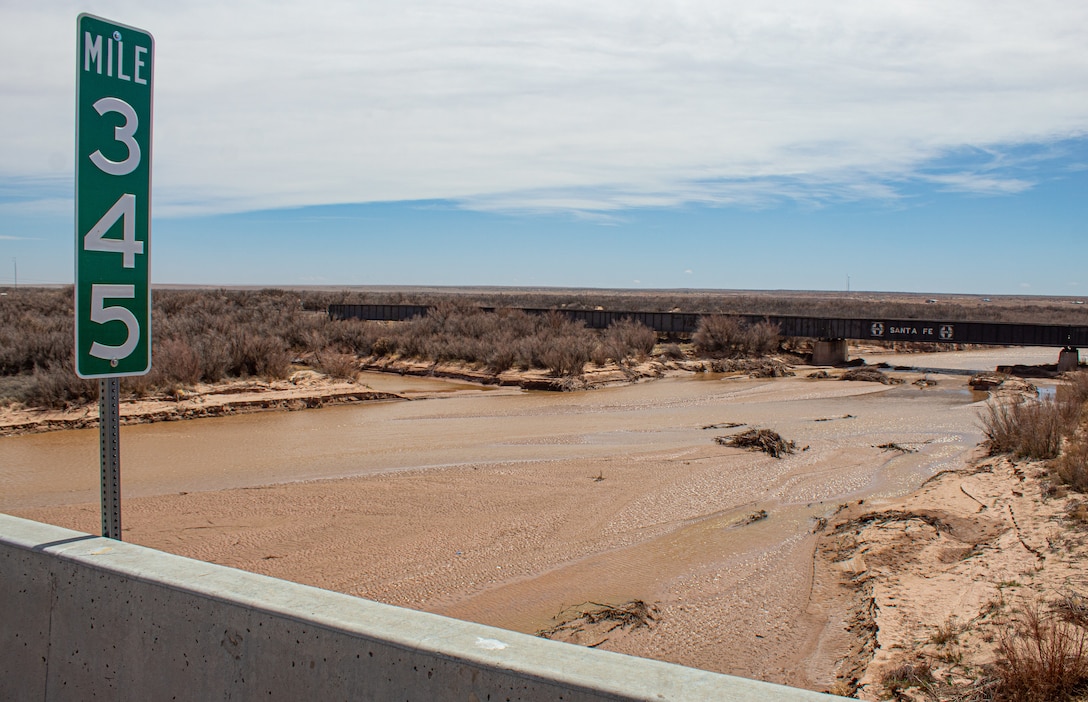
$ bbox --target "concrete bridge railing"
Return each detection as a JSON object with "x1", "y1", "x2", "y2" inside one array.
[{"x1": 1, "y1": 513, "x2": 843, "y2": 701}]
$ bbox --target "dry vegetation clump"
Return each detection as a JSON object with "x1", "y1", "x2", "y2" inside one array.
[
  {"x1": 981, "y1": 399, "x2": 1065, "y2": 460},
  {"x1": 591, "y1": 317, "x2": 657, "y2": 367},
  {"x1": 992, "y1": 605, "x2": 1088, "y2": 702},
  {"x1": 536, "y1": 600, "x2": 658, "y2": 644},
  {"x1": 312, "y1": 352, "x2": 359, "y2": 380},
  {"x1": 716, "y1": 428, "x2": 797, "y2": 458},
  {"x1": 692, "y1": 315, "x2": 780, "y2": 358},
  {"x1": 659, "y1": 343, "x2": 686, "y2": 360},
  {"x1": 980, "y1": 371, "x2": 1088, "y2": 466},
  {"x1": 707, "y1": 358, "x2": 795, "y2": 377},
  {"x1": 841, "y1": 367, "x2": 905, "y2": 385},
  {"x1": 880, "y1": 660, "x2": 935, "y2": 697}
]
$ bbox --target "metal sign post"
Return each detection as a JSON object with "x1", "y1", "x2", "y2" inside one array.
[
  {"x1": 99, "y1": 378, "x2": 122, "y2": 538},
  {"x1": 76, "y1": 14, "x2": 154, "y2": 540}
]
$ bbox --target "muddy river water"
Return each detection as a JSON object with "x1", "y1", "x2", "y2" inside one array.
[{"x1": 0, "y1": 347, "x2": 1064, "y2": 687}]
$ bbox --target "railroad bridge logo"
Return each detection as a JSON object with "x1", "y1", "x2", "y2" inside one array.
[
  {"x1": 940, "y1": 325, "x2": 955, "y2": 340},
  {"x1": 871, "y1": 322, "x2": 885, "y2": 337}
]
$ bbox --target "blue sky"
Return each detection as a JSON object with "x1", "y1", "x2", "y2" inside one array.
[{"x1": 2, "y1": 1, "x2": 1086, "y2": 294}]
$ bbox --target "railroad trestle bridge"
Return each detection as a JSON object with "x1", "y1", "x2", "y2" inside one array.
[{"x1": 328, "y1": 304, "x2": 1087, "y2": 369}]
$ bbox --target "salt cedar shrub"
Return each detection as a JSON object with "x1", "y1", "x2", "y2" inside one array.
[
  {"x1": 980, "y1": 372, "x2": 1088, "y2": 468},
  {"x1": 982, "y1": 399, "x2": 1064, "y2": 460},
  {"x1": 601, "y1": 318, "x2": 657, "y2": 359},
  {"x1": 20, "y1": 364, "x2": 97, "y2": 409},
  {"x1": 994, "y1": 606, "x2": 1088, "y2": 702},
  {"x1": 693, "y1": 315, "x2": 781, "y2": 358},
  {"x1": 1054, "y1": 439, "x2": 1088, "y2": 493},
  {"x1": 661, "y1": 343, "x2": 686, "y2": 360},
  {"x1": 313, "y1": 352, "x2": 358, "y2": 380}
]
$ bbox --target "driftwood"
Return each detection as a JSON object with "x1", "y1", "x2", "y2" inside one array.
[
  {"x1": 702, "y1": 421, "x2": 744, "y2": 430},
  {"x1": 877, "y1": 442, "x2": 919, "y2": 454},
  {"x1": 841, "y1": 368, "x2": 905, "y2": 385},
  {"x1": 717, "y1": 428, "x2": 797, "y2": 458},
  {"x1": 536, "y1": 600, "x2": 658, "y2": 644}
]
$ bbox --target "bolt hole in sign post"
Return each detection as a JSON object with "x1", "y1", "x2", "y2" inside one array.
[{"x1": 75, "y1": 14, "x2": 153, "y2": 379}]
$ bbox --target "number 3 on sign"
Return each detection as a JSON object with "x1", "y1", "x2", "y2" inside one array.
[{"x1": 89, "y1": 97, "x2": 140, "y2": 176}]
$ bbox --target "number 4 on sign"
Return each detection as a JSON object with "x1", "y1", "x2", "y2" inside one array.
[{"x1": 84, "y1": 193, "x2": 143, "y2": 268}]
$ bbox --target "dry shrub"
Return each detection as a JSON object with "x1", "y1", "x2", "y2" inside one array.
[
  {"x1": 538, "y1": 338, "x2": 592, "y2": 377},
  {"x1": 22, "y1": 365, "x2": 98, "y2": 409},
  {"x1": 194, "y1": 338, "x2": 231, "y2": 383},
  {"x1": 661, "y1": 343, "x2": 685, "y2": 360},
  {"x1": 603, "y1": 318, "x2": 657, "y2": 358},
  {"x1": 982, "y1": 399, "x2": 1064, "y2": 460},
  {"x1": 227, "y1": 332, "x2": 292, "y2": 379},
  {"x1": 995, "y1": 606, "x2": 1088, "y2": 701},
  {"x1": 154, "y1": 338, "x2": 202, "y2": 386},
  {"x1": 1054, "y1": 592, "x2": 1088, "y2": 628},
  {"x1": 485, "y1": 346, "x2": 517, "y2": 374},
  {"x1": 1059, "y1": 371, "x2": 1088, "y2": 408},
  {"x1": 589, "y1": 319, "x2": 655, "y2": 367},
  {"x1": 983, "y1": 371, "x2": 1088, "y2": 477},
  {"x1": 745, "y1": 320, "x2": 781, "y2": 356},
  {"x1": 314, "y1": 352, "x2": 358, "y2": 380},
  {"x1": 590, "y1": 342, "x2": 614, "y2": 367},
  {"x1": 693, "y1": 315, "x2": 779, "y2": 358},
  {"x1": 0, "y1": 374, "x2": 36, "y2": 405},
  {"x1": 693, "y1": 315, "x2": 743, "y2": 356},
  {"x1": 1054, "y1": 435, "x2": 1088, "y2": 493},
  {"x1": 881, "y1": 660, "x2": 934, "y2": 696},
  {"x1": 326, "y1": 318, "x2": 379, "y2": 355}
]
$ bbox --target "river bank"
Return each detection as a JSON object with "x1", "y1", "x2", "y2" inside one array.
[
  {"x1": 0, "y1": 352, "x2": 801, "y2": 437},
  {"x1": 0, "y1": 370, "x2": 404, "y2": 437},
  {"x1": 814, "y1": 452, "x2": 1088, "y2": 700}
]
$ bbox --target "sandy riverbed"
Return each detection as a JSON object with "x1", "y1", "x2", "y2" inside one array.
[{"x1": 3, "y1": 349, "x2": 1072, "y2": 695}]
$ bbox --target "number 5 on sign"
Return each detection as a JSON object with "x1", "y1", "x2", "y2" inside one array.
[
  {"x1": 89, "y1": 284, "x2": 140, "y2": 361},
  {"x1": 75, "y1": 14, "x2": 153, "y2": 378}
]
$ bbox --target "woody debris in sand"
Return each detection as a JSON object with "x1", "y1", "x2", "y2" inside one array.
[
  {"x1": 536, "y1": 600, "x2": 658, "y2": 648},
  {"x1": 717, "y1": 428, "x2": 797, "y2": 458},
  {"x1": 841, "y1": 367, "x2": 905, "y2": 385}
]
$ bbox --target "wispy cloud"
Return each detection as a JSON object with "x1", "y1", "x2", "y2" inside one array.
[
  {"x1": 0, "y1": 199, "x2": 70, "y2": 219},
  {"x1": 923, "y1": 173, "x2": 1035, "y2": 195},
  {"x1": 3, "y1": 1, "x2": 1087, "y2": 217}
]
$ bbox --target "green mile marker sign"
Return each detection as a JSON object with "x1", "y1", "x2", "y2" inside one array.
[{"x1": 75, "y1": 14, "x2": 153, "y2": 378}]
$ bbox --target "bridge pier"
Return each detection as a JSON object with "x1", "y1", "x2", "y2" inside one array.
[
  {"x1": 1059, "y1": 347, "x2": 1081, "y2": 373},
  {"x1": 812, "y1": 338, "x2": 848, "y2": 366}
]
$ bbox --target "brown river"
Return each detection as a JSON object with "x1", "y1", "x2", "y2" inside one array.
[{"x1": 0, "y1": 347, "x2": 1062, "y2": 688}]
